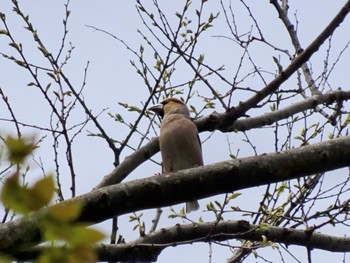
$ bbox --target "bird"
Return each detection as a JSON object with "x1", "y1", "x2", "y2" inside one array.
[{"x1": 149, "y1": 98, "x2": 203, "y2": 213}]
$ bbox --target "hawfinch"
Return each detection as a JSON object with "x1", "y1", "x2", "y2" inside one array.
[{"x1": 149, "y1": 98, "x2": 203, "y2": 213}]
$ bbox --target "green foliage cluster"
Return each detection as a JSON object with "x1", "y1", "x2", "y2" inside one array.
[{"x1": 0, "y1": 136, "x2": 105, "y2": 263}]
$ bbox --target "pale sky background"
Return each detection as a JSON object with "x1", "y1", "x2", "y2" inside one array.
[{"x1": 1, "y1": 1, "x2": 350, "y2": 262}]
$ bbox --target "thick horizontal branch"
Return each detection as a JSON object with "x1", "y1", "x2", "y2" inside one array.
[
  {"x1": 96, "y1": 0, "x2": 350, "y2": 188},
  {"x1": 12, "y1": 219, "x2": 350, "y2": 261},
  {"x1": 133, "y1": 219, "x2": 350, "y2": 253},
  {"x1": 98, "y1": 90, "x2": 350, "y2": 187},
  {"x1": 13, "y1": 242, "x2": 162, "y2": 262},
  {"x1": 82, "y1": 136, "x2": 350, "y2": 221},
  {"x1": 133, "y1": 220, "x2": 350, "y2": 252},
  {"x1": 1, "y1": 136, "x2": 350, "y2": 253},
  {"x1": 229, "y1": 90, "x2": 350, "y2": 131}
]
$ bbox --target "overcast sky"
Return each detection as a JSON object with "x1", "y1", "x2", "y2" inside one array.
[{"x1": 1, "y1": 1, "x2": 350, "y2": 262}]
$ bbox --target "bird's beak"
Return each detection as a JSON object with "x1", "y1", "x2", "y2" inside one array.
[
  {"x1": 149, "y1": 104, "x2": 164, "y2": 118},
  {"x1": 149, "y1": 104, "x2": 162, "y2": 114}
]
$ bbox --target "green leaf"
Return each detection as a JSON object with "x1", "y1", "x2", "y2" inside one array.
[
  {"x1": 27, "y1": 82, "x2": 37, "y2": 87},
  {"x1": 1, "y1": 173, "x2": 23, "y2": 212},
  {"x1": 42, "y1": 220, "x2": 71, "y2": 242},
  {"x1": 38, "y1": 46, "x2": 49, "y2": 57},
  {"x1": 5, "y1": 136, "x2": 36, "y2": 163},
  {"x1": 0, "y1": 254, "x2": 12, "y2": 263},
  {"x1": 198, "y1": 54, "x2": 204, "y2": 64},
  {"x1": 42, "y1": 220, "x2": 104, "y2": 248},
  {"x1": 227, "y1": 192, "x2": 241, "y2": 201},
  {"x1": 115, "y1": 113, "x2": 124, "y2": 122},
  {"x1": 175, "y1": 12, "x2": 182, "y2": 19},
  {"x1": 68, "y1": 245, "x2": 98, "y2": 263},
  {"x1": 343, "y1": 113, "x2": 350, "y2": 127},
  {"x1": 179, "y1": 207, "x2": 185, "y2": 217},
  {"x1": 15, "y1": 60, "x2": 27, "y2": 67},
  {"x1": 66, "y1": 225, "x2": 105, "y2": 245},
  {"x1": 273, "y1": 56, "x2": 283, "y2": 73},
  {"x1": 48, "y1": 201, "x2": 82, "y2": 222},
  {"x1": 47, "y1": 72, "x2": 57, "y2": 81},
  {"x1": 261, "y1": 235, "x2": 268, "y2": 245},
  {"x1": 118, "y1": 102, "x2": 128, "y2": 108},
  {"x1": 205, "y1": 102, "x2": 215, "y2": 109},
  {"x1": 37, "y1": 247, "x2": 69, "y2": 263},
  {"x1": 214, "y1": 200, "x2": 222, "y2": 209},
  {"x1": 129, "y1": 214, "x2": 137, "y2": 222},
  {"x1": 1, "y1": 173, "x2": 54, "y2": 214},
  {"x1": 9, "y1": 42, "x2": 20, "y2": 51},
  {"x1": 294, "y1": 135, "x2": 304, "y2": 141},
  {"x1": 206, "y1": 202, "x2": 215, "y2": 211},
  {"x1": 276, "y1": 182, "x2": 286, "y2": 197},
  {"x1": 190, "y1": 105, "x2": 197, "y2": 114},
  {"x1": 31, "y1": 176, "x2": 55, "y2": 207},
  {"x1": 231, "y1": 206, "x2": 241, "y2": 211},
  {"x1": 45, "y1": 83, "x2": 51, "y2": 91},
  {"x1": 128, "y1": 106, "x2": 141, "y2": 113},
  {"x1": 63, "y1": 91, "x2": 71, "y2": 97}
]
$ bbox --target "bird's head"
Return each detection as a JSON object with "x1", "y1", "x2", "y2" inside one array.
[{"x1": 149, "y1": 98, "x2": 190, "y2": 119}]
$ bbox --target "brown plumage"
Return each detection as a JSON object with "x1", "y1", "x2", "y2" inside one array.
[{"x1": 149, "y1": 98, "x2": 202, "y2": 213}]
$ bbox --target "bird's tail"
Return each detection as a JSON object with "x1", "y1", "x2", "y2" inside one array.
[{"x1": 186, "y1": 200, "x2": 199, "y2": 213}]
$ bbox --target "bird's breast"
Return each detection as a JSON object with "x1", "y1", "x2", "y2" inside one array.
[{"x1": 159, "y1": 115, "x2": 203, "y2": 173}]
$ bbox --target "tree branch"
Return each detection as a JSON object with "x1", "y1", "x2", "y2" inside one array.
[
  {"x1": 228, "y1": 89, "x2": 350, "y2": 132},
  {"x1": 96, "y1": 137, "x2": 159, "y2": 188},
  {"x1": 97, "y1": 89, "x2": 350, "y2": 187},
  {"x1": 94, "y1": 0, "x2": 350, "y2": 191},
  {"x1": 11, "y1": 219, "x2": 350, "y2": 261},
  {"x1": 204, "y1": 0, "x2": 350, "y2": 131},
  {"x1": 1, "y1": 136, "x2": 350, "y2": 252},
  {"x1": 132, "y1": 219, "x2": 350, "y2": 253}
]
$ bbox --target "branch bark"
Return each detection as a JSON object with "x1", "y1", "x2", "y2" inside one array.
[
  {"x1": 131, "y1": 219, "x2": 350, "y2": 253},
  {"x1": 11, "y1": 219, "x2": 350, "y2": 261},
  {"x1": 229, "y1": 89, "x2": 350, "y2": 131},
  {"x1": 95, "y1": 0, "x2": 350, "y2": 189},
  {"x1": 98, "y1": 89, "x2": 350, "y2": 187},
  {"x1": 96, "y1": 137, "x2": 159, "y2": 188},
  {"x1": 1, "y1": 136, "x2": 350, "y2": 253}
]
